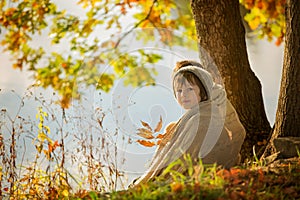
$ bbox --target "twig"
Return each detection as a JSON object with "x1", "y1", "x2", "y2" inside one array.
[{"x1": 114, "y1": 0, "x2": 158, "y2": 48}]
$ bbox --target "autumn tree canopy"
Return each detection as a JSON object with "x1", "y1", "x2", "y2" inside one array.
[{"x1": 0, "y1": 0, "x2": 285, "y2": 108}]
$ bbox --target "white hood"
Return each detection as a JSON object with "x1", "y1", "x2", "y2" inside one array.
[{"x1": 172, "y1": 65, "x2": 226, "y2": 105}]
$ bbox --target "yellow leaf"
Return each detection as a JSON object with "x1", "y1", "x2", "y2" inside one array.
[
  {"x1": 38, "y1": 123, "x2": 43, "y2": 130},
  {"x1": 35, "y1": 144, "x2": 43, "y2": 153},
  {"x1": 248, "y1": 16, "x2": 261, "y2": 30},
  {"x1": 62, "y1": 189, "x2": 69, "y2": 197},
  {"x1": 38, "y1": 131, "x2": 53, "y2": 144},
  {"x1": 38, "y1": 132, "x2": 48, "y2": 142},
  {"x1": 43, "y1": 149, "x2": 51, "y2": 160},
  {"x1": 97, "y1": 73, "x2": 114, "y2": 92}
]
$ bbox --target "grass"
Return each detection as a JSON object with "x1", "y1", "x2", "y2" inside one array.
[{"x1": 70, "y1": 157, "x2": 300, "y2": 200}]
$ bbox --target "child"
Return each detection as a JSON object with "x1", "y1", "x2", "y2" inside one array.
[{"x1": 132, "y1": 60, "x2": 246, "y2": 186}]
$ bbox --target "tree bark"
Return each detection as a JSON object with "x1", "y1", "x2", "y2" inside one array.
[
  {"x1": 190, "y1": 0, "x2": 271, "y2": 161},
  {"x1": 263, "y1": 0, "x2": 300, "y2": 157}
]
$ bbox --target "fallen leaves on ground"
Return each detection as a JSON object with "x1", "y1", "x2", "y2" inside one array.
[{"x1": 217, "y1": 157, "x2": 300, "y2": 200}]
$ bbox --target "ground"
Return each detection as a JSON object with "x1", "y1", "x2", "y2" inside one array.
[{"x1": 74, "y1": 157, "x2": 300, "y2": 200}]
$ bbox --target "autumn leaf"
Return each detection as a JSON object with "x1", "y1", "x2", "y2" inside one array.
[
  {"x1": 38, "y1": 132, "x2": 50, "y2": 143},
  {"x1": 257, "y1": 139, "x2": 267, "y2": 146},
  {"x1": 166, "y1": 122, "x2": 176, "y2": 132},
  {"x1": 60, "y1": 96, "x2": 71, "y2": 109},
  {"x1": 120, "y1": 4, "x2": 126, "y2": 15},
  {"x1": 154, "y1": 115, "x2": 162, "y2": 132},
  {"x1": 229, "y1": 168, "x2": 242, "y2": 176},
  {"x1": 35, "y1": 144, "x2": 43, "y2": 153},
  {"x1": 97, "y1": 73, "x2": 115, "y2": 92},
  {"x1": 257, "y1": 168, "x2": 265, "y2": 182},
  {"x1": 48, "y1": 140, "x2": 61, "y2": 153},
  {"x1": 275, "y1": 36, "x2": 283, "y2": 46},
  {"x1": 137, "y1": 128, "x2": 154, "y2": 139},
  {"x1": 62, "y1": 189, "x2": 69, "y2": 197},
  {"x1": 156, "y1": 140, "x2": 161, "y2": 145},
  {"x1": 43, "y1": 149, "x2": 51, "y2": 160},
  {"x1": 170, "y1": 182, "x2": 183, "y2": 192},
  {"x1": 140, "y1": 120, "x2": 152, "y2": 131},
  {"x1": 136, "y1": 139, "x2": 155, "y2": 147},
  {"x1": 156, "y1": 133, "x2": 165, "y2": 139}
]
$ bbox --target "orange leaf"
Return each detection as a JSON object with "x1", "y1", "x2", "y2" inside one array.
[
  {"x1": 156, "y1": 133, "x2": 165, "y2": 139},
  {"x1": 257, "y1": 168, "x2": 264, "y2": 182},
  {"x1": 230, "y1": 168, "x2": 242, "y2": 176},
  {"x1": 62, "y1": 63, "x2": 69, "y2": 69},
  {"x1": 140, "y1": 120, "x2": 152, "y2": 131},
  {"x1": 275, "y1": 36, "x2": 283, "y2": 46},
  {"x1": 120, "y1": 5, "x2": 126, "y2": 15},
  {"x1": 60, "y1": 96, "x2": 71, "y2": 109},
  {"x1": 48, "y1": 143, "x2": 53, "y2": 153},
  {"x1": 136, "y1": 140, "x2": 155, "y2": 147},
  {"x1": 53, "y1": 140, "x2": 60, "y2": 148},
  {"x1": 170, "y1": 182, "x2": 183, "y2": 192},
  {"x1": 48, "y1": 140, "x2": 61, "y2": 153},
  {"x1": 216, "y1": 169, "x2": 230, "y2": 179},
  {"x1": 257, "y1": 139, "x2": 267, "y2": 146},
  {"x1": 137, "y1": 128, "x2": 154, "y2": 139},
  {"x1": 154, "y1": 115, "x2": 163, "y2": 132}
]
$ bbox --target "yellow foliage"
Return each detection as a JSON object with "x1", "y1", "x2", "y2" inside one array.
[
  {"x1": 37, "y1": 132, "x2": 49, "y2": 142},
  {"x1": 241, "y1": 0, "x2": 286, "y2": 45},
  {"x1": 62, "y1": 189, "x2": 69, "y2": 197},
  {"x1": 248, "y1": 16, "x2": 261, "y2": 30}
]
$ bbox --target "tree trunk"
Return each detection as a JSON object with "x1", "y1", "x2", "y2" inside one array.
[
  {"x1": 263, "y1": 0, "x2": 300, "y2": 157},
  {"x1": 190, "y1": 0, "x2": 271, "y2": 161}
]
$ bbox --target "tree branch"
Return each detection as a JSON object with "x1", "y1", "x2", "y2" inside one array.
[{"x1": 114, "y1": 0, "x2": 158, "y2": 48}]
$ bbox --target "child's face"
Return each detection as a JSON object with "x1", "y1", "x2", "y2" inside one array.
[{"x1": 175, "y1": 80, "x2": 201, "y2": 110}]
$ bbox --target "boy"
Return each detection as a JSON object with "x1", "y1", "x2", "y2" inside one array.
[{"x1": 132, "y1": 61, "x2": 246, "y2": 186}]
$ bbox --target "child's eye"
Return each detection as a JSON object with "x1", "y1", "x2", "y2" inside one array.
[
  {"x1": 177, "y1": 89, "x2": 182, "y2": 93},
  {"x1": 188, "y1": 88, "x2": 194, "y2": 91}
]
